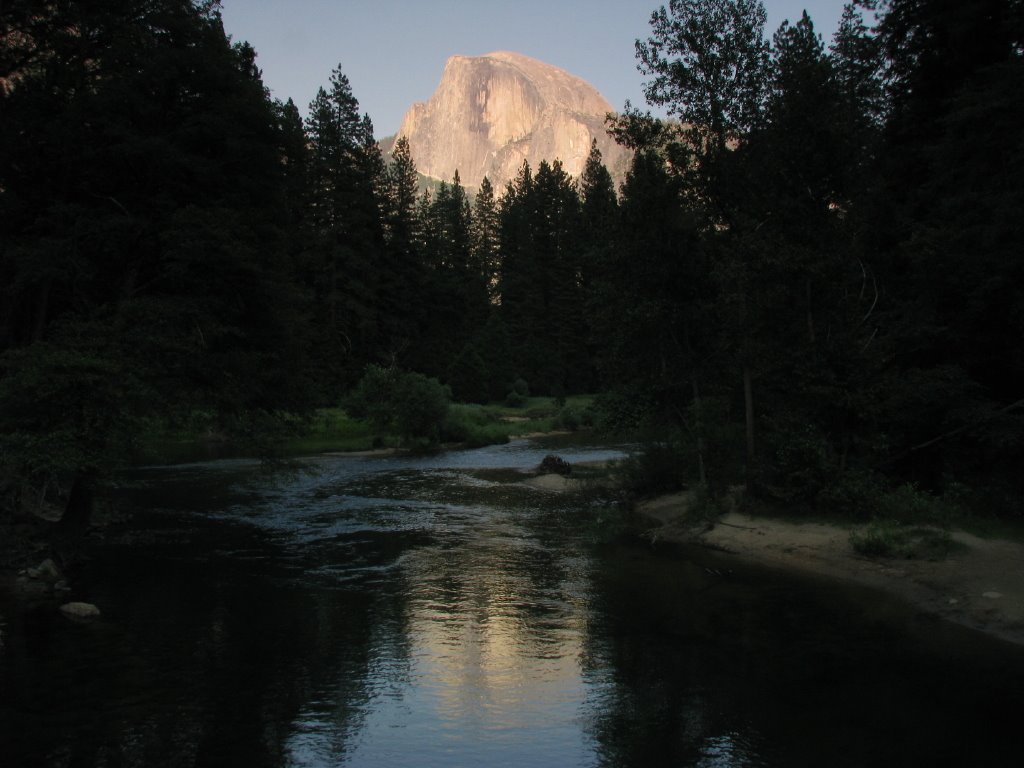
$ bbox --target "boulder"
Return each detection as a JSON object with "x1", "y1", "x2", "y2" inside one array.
[
  {"x1": 538, "y1": 454, "x2": 572, "y2": 476},
  {"x1": 27, "y1": 557, "x2": 62, "y2": 583},
  {"x1": 59, "y1": 602, "x2": 101, "y2": 620}
]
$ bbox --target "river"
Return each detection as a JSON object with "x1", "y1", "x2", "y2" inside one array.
[{"x1": 2, "y1": 437, "x2": 1024, "y2": 767}]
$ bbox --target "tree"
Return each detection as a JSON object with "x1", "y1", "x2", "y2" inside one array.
[
  {"x1": 631, "y1": 0, "x2": 772, "y2": 485},
  {"x1": 409, "y1": 171, "x2": 488, "y2": 379},
  {"x1": 303, "y1": 65, "x2": 386, "y2": 388},
  {"x1": 347, "y1": 365, "x2": 450, "y2": 444},
  {"x1": 471, "y1": 176, "x2": 501, "y2": 303},
  {"x1": 578, "y1": 141, "x2": 620, "y2": 384},
  {"x1": 637, "y1": 0, "x2": 771, "y2": 165},
  {"x1": 0, "y1": 0, "x2": 314, "y2": 553},
  {"x1": 497, "y1": 160, "x2": 588, "y2": 393},
  {"x1": 379, "y1": 135, "x2": 427, "y2": 364}
]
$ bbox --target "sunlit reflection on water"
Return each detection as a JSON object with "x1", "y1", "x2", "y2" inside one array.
[{"x1": 3, "y1": 438, "x2": 1024, "y2": 767}]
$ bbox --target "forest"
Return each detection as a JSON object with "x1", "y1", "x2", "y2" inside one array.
[{"x1": 2, "y1": 0, "x2": 1023, "y2": 548}]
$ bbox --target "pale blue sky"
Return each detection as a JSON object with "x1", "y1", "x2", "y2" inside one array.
[{"x1": 220, "y1": 1, "x2": 851, "y2": 138}]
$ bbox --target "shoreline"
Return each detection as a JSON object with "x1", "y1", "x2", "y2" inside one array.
[{"x1": 636, "y1": 491, "x2": 1024, "y2": 647}]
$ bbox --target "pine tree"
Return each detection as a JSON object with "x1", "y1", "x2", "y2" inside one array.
[
  {"x1": 303, "y1": 65, "x2": 386, "y2": 386},
  {"x1": 634, "y1": 0, "x2": 772, "y2": 482},
  {"x1": 379, "y1": 135, "x2": 425, "y2": 364},
  {"x1": 0, "y1": 0, "x2": 316, "y2": 540},
  {"x1": 471, "y1": 176, "x2": 501, "y2": 303}
]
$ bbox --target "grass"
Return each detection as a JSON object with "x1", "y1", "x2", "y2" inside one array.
[
  {"x1": 849, "y1": 519, "x2": 966, "y2": 560},
  {"x1": 442, "y1": 395, "x2": 597, "y2": 446},
  {"x1": 140, "y1": 395, "x2": 598, "y2": 463},
  {"x1": 282, "y1": 408, "x2": 387, "y2": 453}
]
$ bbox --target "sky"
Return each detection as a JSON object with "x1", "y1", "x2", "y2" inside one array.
[{"x1": 220, "y1": 1, "x2": 850, "y2": 138}]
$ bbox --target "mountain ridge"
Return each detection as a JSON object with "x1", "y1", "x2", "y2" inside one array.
[{"x1": 393, "y1": 51, "x2": 631, "y2": 192}]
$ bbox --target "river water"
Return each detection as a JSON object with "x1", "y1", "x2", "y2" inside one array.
[{"x1": 2, "y1": 437, "x2": 1024, "y2": 767}]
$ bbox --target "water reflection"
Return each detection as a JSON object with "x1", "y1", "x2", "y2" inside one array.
[{"x1": 3, "y1": 439, "x2": 1024, "y2": 767}]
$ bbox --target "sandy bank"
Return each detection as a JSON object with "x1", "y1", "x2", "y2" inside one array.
[{"x1": 638, "y1": 492, "x2": 1024, "y2": 647}]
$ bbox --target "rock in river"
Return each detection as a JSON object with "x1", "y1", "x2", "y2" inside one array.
[{"x1": 59, "y1": 602, "x2": 101, "y2": 620}]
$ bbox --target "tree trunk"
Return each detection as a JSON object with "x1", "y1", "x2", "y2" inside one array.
[
  {"x1": 743, "y1": 364, "x2": 756, "y2": 491},
  {"x1": 806, "y1": 278, "x2": 816, "y2": 346},
  {"x1": 692, "y1": 377, "x2": 707, "y2": 486},
  {"x1": 31, "y1": 279, "x2": 51, "y2": 342},
  {"x1": 51, "y1": 470, "x2": 96, "y2": 568}
]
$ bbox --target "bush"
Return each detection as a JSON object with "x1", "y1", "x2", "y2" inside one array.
[
  {"x1": 554, "y1": 405, "x2": 582, "y2": 431},
  {"x1": 447, "y1": 344, "x2": 490, "y2": 404},
  {"x1": 347, "y1": 365, "x2": 450, "y2": 444},
  {"x1": 591, "y1": 390, "x2": 654, "y2": 433},
  {"x1": 819, "y1": 472, "x2": 959, "y2": 525},
  {"x1": 616, "y1": 440, "x2": 686, "y2": 496},
  {"x1": 504, "y1": 390, "x2": 527, "y2": 408},
  {"x1": 850, "y1": 520, "x2": 956, "y2": 560},
  {"x1": 817, "y1": 469, "x2": 888, "y2": 520},
  {"x1": 393, "y1": 372, "x2": 450, "y2": 442},
  {"x1": 440, "y1": 405, "x2": 509, "y2": 448},
  {"x1": 345, "y1": 364, "x2": 400, "y2": 432},
  {"x1": 761, "y1": 423, "x2": 833, "y2": 506},
  {"x1": 850, "y1": 519, "x2": 910, "y2": 557}
]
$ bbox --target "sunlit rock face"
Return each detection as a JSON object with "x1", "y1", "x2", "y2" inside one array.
[{"x1": 397, "y1": 51, "x2": 630, "y2": 191}]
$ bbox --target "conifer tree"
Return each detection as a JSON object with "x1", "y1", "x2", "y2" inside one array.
[
  {"x1": 379, "y1": 136, "x2": 425, "y2": 363},
  {"x1": 304, "y1": 65, "x2": 385, "y2": 386},
  {"x1": 0, "y1": 0, "x2": 315, "y2": 539},
  {"x1": 471, "y1": 176, "x2": 501, "y2": 303}
]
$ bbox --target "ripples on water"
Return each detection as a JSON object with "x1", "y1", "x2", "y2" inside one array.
[{"x1": 3, "y1": 438, "x2": 1024, "y2": 767}]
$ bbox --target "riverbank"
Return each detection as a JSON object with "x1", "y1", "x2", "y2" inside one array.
[{"x1": 637, "y1": 491, "x2": 1024, "y2": 647}]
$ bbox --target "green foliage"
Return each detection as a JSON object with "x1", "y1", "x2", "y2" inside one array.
[
  {"x1": 504, "y1": 391, "x2": 528, "y2": 408},
  {"x1": 615, "y1": 440, "x2": 688, "y2": 497},
  {"x1": 0, "y1": 1, "x2": 315, "y2": 496},
  {"x1": 554, "y1": 405, "x2": 583, "y2": 431},
  {"x1": 591, "y1": 391, "x2": 656, "y2": 434},
  {"x1": 440, "y1": 405, "x2": 510, "y2": 448},
  {"x1": 346, "y1": 365, "x2": 450, "y2": 443},
  {"x1": 850, "y1": 521, "x2": 957, "y2": 560},
  {"x1": 760, "y1": 423, "x2": 835, "y2": 506},
  {"x1": 393, "y1": 372, "x2": 451, "y2": 442},
  {"x1": 446, "y1": 344, "x2": 490, "y2": 405}
]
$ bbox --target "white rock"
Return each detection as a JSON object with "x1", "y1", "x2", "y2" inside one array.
[
  {"x1": 27, "y1": 558, "x2": 62, "y2": 583},
  {"x1": 397, "y1": 51, "x2": 632, "y2": 192},
  {"x1": 59, "y1": 602, "x2": 101, "y2": 619},
  {"x1": 982, "y1": 591, "x2": 1003, "y2": 599}
]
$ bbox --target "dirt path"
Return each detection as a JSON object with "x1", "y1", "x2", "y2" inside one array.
[{"x1": 638, "y1": 492, "x2": 1024, "y2": 646}]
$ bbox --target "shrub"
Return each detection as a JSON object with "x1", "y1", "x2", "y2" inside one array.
[
  {"x1": 850, "y1": 519, "x2": 910, "y2": 557},
  {"x1": 591, "y1": 390, "x2": 654, "y2": 433},
  {"x1": 347, "y1": 365, "x2": 450, "y2": 444},
  {"x1": 820, "y1": 472, "x2": 959, "y2": 525},
  {"x1": 440, "y1": 405, "x2": 509, "y2": 448},
  {"x1": 850, "y1": 520, "x2": 957, "y2": 560},
  {"x1": 345, "y1": 364, "x2": 400, "y2": 432},
  {"x1": 447, "y1": 344, "x2": 490, "y2": 404},
  {"x1": 616, "y1": 440, "x2": 686, "y2": 496},
  {"x1": 554, "y1": 405, "x2": 582, "y2": 431},
  {"x1": 760, "y1": 423, "x2": 833, "y2": 506},
  {"x1": 504, "y1": 390, "x2": 527, "y2": 408},
  {"x1": 392, "y1": 372, "x2": 450, "y2": 442},
  {"x1": 817, "y1": 469, "x2": 888, "y2": 520}
]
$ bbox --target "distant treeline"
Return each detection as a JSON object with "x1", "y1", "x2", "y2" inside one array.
[{"x1": 1, "y1": 0, "x2": 1022, "y2": 519}]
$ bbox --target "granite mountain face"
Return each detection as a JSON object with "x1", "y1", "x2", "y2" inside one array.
[{"x1": 395, "y1": 51, "x2": 630, "y2": 192}]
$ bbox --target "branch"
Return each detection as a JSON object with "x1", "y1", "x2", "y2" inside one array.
[{"x1": 876, "y1": 398, "x2": 1024, "y2": 467}]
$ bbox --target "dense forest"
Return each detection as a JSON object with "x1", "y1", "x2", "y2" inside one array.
[{"x1": 2, "y1": 0, "x2": 1023, "y2": 542}]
